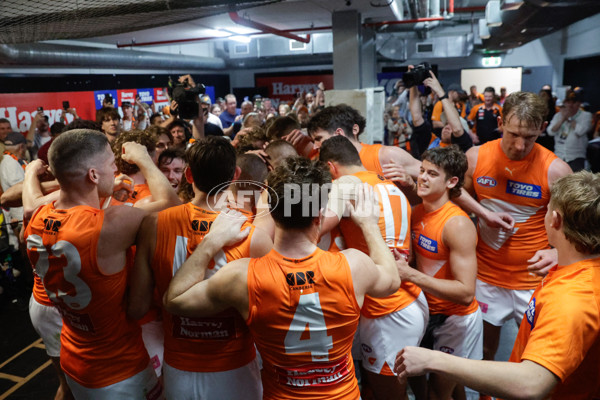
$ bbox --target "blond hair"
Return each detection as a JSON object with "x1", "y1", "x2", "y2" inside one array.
[{"x1": 550, "y1": 171, "x2": 600, "y2": 254}]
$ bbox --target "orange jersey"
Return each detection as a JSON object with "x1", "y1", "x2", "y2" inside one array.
[
  {"x1": 109, "y1": 183, "x2": 152, "y2": 207},
  {"x1": 25, "y1": 203, "x2": 148, "y2": 388},
  {"x1": 337, "y1": 171, "x2": 420, "y2": 318},
  {"x1": 247, "y1": 248, "x2": 361, "y2": 400},
  {"x1": 431, "y1": 100, "x2": 467, "y2": 122},
  {"x1": 411, "y1": 201, "x2": 479, "y2": 316},
  {"x1": 359, "y1": 143, "x2": 383, "y2": 174},
  {"x1": 473, "y1": 140, "x2": 557, "y2": 289},
  {"x1": 152, "y1": 203, "x2": 256, "y2": 372},
  {"x1": 509, "y1": 258, "x2": 600, "y2": 399}
]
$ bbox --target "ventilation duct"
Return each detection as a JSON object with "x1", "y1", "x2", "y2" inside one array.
[
  {"x1": 0, "y1": 43, "x2": 226, "y2": 70},
  {"x1": 377, "y1": 33, "x2": 473, "y2": 61}
]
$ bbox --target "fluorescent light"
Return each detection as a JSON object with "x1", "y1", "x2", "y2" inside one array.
[
  {"x1": 227, "y1": 26, "x2": 257, "y2": 35},
  {"x1": 230, "y1": 35, "x2": 251, "y2": 43},
  {"x1": 204, "y1": 29, "x2": 230, "y2": 38}
]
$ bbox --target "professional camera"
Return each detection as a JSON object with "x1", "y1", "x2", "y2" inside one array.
[
  {"x1": 402, "y1": 62, "x2": 432, "y2": 88},
  {"x1": 168, "y1": 77, "x2": 205, "y2": 120}
]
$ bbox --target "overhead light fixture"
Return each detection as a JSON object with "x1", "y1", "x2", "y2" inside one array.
[
  {"x1": 204, "y1": 29, "x2": 230, "y2": 38},
  {"x1": 230, "y1": 35, "x2": 251, "y2": 43},
  {"x1": 227, "y1": 26, "x2": 257, "y2": 35},
  {"x1": 486, "y1": 0, "x2": 503, "y2": 27},
  {"x1": 482, "y1": 56, "x2": 502, "y2": 67},
  {"x1": 501, "y1": 0, "x2": 525, "y2": 10},
  {"x1": 479, "y1": 19, "x2": 491, "y2": 39}
]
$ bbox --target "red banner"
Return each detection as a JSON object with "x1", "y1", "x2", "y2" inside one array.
[
  {"x1": 255, "y1": 74, "x2": 333, "y2": 103},
  {"x1": 0, "y1": 91, "x2": 97, "y2": 133}
]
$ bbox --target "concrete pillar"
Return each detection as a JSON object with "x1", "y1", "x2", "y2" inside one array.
[{"x1": 332, "y1": 10, "x2": 362, "y2": 89}]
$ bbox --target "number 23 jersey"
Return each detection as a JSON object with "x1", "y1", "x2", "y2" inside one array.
[
  {"x1": 246, "y1": 248, "x2": 361, "y2": 400},
  {"x1": 25, "y1": 203, "x2": 148, "y2": 388}
]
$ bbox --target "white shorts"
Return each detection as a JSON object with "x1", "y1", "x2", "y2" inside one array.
[
  {"x1": 476, "y1": 280, "x2": 534, "y2": 326},
  {"x1": 163, "y1": 358, "x2": 262, "y2": 400},
  {"x1": 432, "y1": 309, "x2": 483, "y2": 360},
  {"x1": 29, "y1": 294, "x2": 62, "y2": 357},
  {"x1": 141, "y1": 319, "x2": 164, "y2": 377},
  {"x1": 359, "y1": 292, "x2": 429, "y2": 376},
  {"x1": 65, "y1": 363, "x2": 163, "y2": 400}
]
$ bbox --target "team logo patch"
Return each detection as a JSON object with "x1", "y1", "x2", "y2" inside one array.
[
  {"x1": 478, "y1": 301, "x2": 488, "y2": 313},
  {"x1": 418, "y1": 234, "x2": 438, "y2": 253},
  {"x1": 439, "y1": 346, "x2": 454, "y2": 354},
  {"x1": 476, "y1": 176, "x2": 497, "y2": 188},
  {"x1": 506, "y1": 180, "x2": 542, "y2": 199},
  {"x1": 361, "y1": 344, "x2": 372, "y2": 353},
  {"x1": 526, "y1": 297, "x2": 536, "y2": 329}
]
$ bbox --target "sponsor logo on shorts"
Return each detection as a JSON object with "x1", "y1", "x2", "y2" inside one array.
[
  {"x1": 477, "y1": 300, "x2": 488, "y2": 313},
  {"x1": 439, "y1": 346, "x2": 454, "y2": 354},
  {"x1": 506, "y1": 180, "x2": 542, "y2": 199},
  {"x1": 368, "y1": 357, "x2": 376, "y2": 365},
  {"x1": 476, "y1": 176, "x2": 497, "y2": 188},
  {"x1": 151, "y1": 355, "x2": 161, "y2": 370},
  {"x1": 418, "y1": 234, "x2": 438, "y2": 253},
  {"x1": 526, "y1": 297, "x2": 536, "y2": 329},
  {"x1": 361, "y1": 343, "x2": 372, "y2": 353}
]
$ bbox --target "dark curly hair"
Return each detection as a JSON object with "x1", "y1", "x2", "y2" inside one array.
[
  {"x1": 112, "y1": 129, "x2": 158, "y2": 176},
  {"x1": 267, "y1": 157, "x2": 331, "y2": 229},
  {"x1": 307, "y1": 104, "x2": 366, "y2": 140}
]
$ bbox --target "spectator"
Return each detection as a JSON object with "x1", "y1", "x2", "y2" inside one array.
[
  {"x1": 219, "y1": 94, "x2": 239, "y2": 129},
  {"x1": 147, "y1": 125, "x2": 172, "y2": 159},
  {"x1": 167, "y1": 119, "x2": 191, "y2": 151},
  {"x1": 548, "y1": 87, "x2": 592, "y2": 172},
  {"x1": 200, "y1": 94, "x2": 223, "y2": 129},
  {"x1": 36, "y1": 122, "x2": 65, "y2": 164},
  {"x1": 121, "y1": 101, "x2": 135, "y2": 131},
  {"x1": 0, "y1": 132, "x2": 28, "y2": 252},
  {"x1": 27, "y1": 112, "x2": 51, "y2": 160},
  {"x1": 96, "y1": 106, "x2": 121, "y2": 143}
]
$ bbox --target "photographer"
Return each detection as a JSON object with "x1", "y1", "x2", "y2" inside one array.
[
  {"x1": 161, "y1": 74, "x2": 207, "y2": 145},
  {"x1": 407, "y1": 66, "x2": 472, "y2": 159}
]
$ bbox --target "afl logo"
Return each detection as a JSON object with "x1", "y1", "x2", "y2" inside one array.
[{"x1": 476, "y1": 176, "x2": 497, "y2": 188}]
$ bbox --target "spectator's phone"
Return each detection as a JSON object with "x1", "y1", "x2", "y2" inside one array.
[
  {"x1": 63, "y1": 101, "x2": 70, "y2": 110},
  {"x1": 255, "y1": 99, "x2": 262, "y2": 109}
]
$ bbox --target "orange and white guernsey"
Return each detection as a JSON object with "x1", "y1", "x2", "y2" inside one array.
[
  {"x1": 25, "y1": 203, "x2": 149, "y2": 388},
  {"x1": 509, "y1": 258, "x2": 600, "y2": 399},
  {"x1": 247, "y1": 248, "x2": 361, "y2": 400},
  {"x1": 338, "y1": 171, "x2": 421, "y2": 318},
  {"x1": 152, "y1": 202, "x2": 256, "y2": 372},
  {"x1": 109, "y1": 182, "x2": 152, "y2": 207},
  {"x1": 411, "y1": 201, "x2": 479, "y2": 316},
  {"x1": 359, "y1": 143, "x2": 383, "y2": 174},
  {"x1": 473, "y1": 140, "x2": 558, "y2": 290}
]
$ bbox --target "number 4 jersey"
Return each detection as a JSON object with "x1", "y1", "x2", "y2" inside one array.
[
  {"x1": 25, "y1": 203, "x2": 149, "y2": 388},
  {"x1": 247, "y1": 248, "x2": 361, "y2": 400}
]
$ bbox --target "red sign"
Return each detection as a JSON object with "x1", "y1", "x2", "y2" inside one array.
[
  {"x1": 0, "y1": 91, "x2": 98, "y2": 133},
  {"x1": 118, "y1": 89, "x2": 136, "y2": 105},
  {"x1": 255, "y1": 74, "x2": 333, "y2": 103}
]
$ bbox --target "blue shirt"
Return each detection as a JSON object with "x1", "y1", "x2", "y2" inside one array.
[{"x1": 219, "y1": 110, "x2": 239, "y2": 129}]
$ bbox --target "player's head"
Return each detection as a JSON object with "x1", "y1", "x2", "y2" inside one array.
[
  {"x1": 264, "y1": 139, "x2": 298, "y2": 170},
  {"x1": 268, "y1": 157, "x2": 331, "y2": 230},
  {"x1": 112, "y1": 129, "x2": 158, "y2": 175},
  {"x1": 548, "y1": 171, "x2": 600, "y2": 254},
  {"x1": 185, "y1": 136, "x2": 237, "y2": 194},
  {"x1": 499, "y1": 92, "x2": 548, "y2": 161},
  {"x1": 420, "y1": 145, "x2": 467, "y2": 199},
  {"x1": 307, "y1": 104, "x2": 366, "y2": 149},
  {"x1": 319, "y1": 135, "x2": 362, "y2": 179},
  {"x1": 234, "y1": 153, "x2": 269, "y2": 195},
  {"x1": 49, "y1": 129, "x2": 115, "y2": 196}
]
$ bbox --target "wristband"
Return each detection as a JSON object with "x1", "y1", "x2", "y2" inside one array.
[{"x1": 439, "y1": 93, "x2": 448, "y2": 100}]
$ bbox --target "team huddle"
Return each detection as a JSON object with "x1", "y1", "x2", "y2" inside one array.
[{"x1": 23, "y1": 91, "x2": 600, "y2": 400}]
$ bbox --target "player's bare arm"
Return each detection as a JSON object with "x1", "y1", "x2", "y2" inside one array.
[
  {"x1": 455, "y1": 146, "x2": 515, "y2": 230},
  {"x1": 343, "y1": 183, "x2": 400, "y2": 301},
  {"x1": 127, "y1": 213, "x2": 158, "y2": 319},
  {"x1": 394, "y1": 347, "x2": 558, "y2": 400}
]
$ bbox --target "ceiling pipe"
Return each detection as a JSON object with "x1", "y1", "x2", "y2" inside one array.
[
  {"x1": 228, "y1": 11, "x2": 310, "y2": 43},
  {"x1": 0, "y1": 43, "x2": 226, "y2": 70},
  {"x1": 113, "y1": 7, "x2": 485, "y2": 49},
  {"x1": 116, "y1": 26, "x2": 329, "y2": 48}
]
